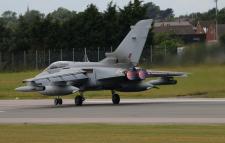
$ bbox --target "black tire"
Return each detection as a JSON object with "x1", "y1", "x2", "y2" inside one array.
[
  {"x1": 58, "y1": 98, "x2": 63, "y2": 105},
  {"x1": 75, "y1": 96, "x2": 83, "y2": 106},
  {"x1": 54, "y1": 98, "x2": 58, "y2": 106},
  {"x1": 112, "y1": 94, "x2": 120, "y2": 105}
]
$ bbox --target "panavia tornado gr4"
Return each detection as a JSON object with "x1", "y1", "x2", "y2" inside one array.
[{"x1": 16, "y1": 19, "x2": 186, "y2": 106}]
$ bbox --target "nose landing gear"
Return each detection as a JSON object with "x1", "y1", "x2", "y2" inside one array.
[{"x1": 54, "y1": 97, "x2": 63, "y2": 106}]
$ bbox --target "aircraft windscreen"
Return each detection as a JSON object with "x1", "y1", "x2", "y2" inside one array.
[{"x1": 46, "y1": 62, "x2": 69, "y2": 70}]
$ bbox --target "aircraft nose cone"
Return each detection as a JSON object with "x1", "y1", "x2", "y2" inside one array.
[
  {"x1": 15, "y1": 87, "x2": 24, "y2": 92},
  {"x1": 15, "y1": 86, "x2": 34, "y2": 92}
]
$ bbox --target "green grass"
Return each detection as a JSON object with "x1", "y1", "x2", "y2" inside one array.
[
  {"x1": 0, "y1": 124, "x2": 225, "y2": 143},
  {"x1": 0, "y1": 65, "x2": 225, "y2": 99}
]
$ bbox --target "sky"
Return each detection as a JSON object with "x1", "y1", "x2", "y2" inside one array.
[{"x1": 0, "y1": 0, "x2": 224, "y2": 17}]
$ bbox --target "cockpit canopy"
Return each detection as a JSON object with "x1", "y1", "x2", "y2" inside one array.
[
  {"x1": 36, "y1": 61, "x2": 73, "y2": 77},
  {"x1": 46, "y1": 61, "x2": 70, "y2": 70}
]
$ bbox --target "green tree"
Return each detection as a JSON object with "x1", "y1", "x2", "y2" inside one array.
[
  {"x1": 1, "y1": 11, "x2": 17, "y2": 31},
  {"x1": 0, "y1": 21, "x2": 13, "y2": 52},
  {"x1": 218, "y1": 8, "x2": 225, "y2": 24},
  {"x1": 14, "y1": 10, "x2": 45, "y2": 51},
  {"x1": 79, "y1": 4, "x2": 104, "y2": 49},
  {"x1": 183, "y1": 7, "x2": 225, "y2": 24},
  {"x1": 144, "y1": 2, "x2": 160, "y2": 19},
  {"x1": 48, "y1": 7, "x2": 74, "y2": 24},
  {"x1": 220, "y1": 34, "x2": 225, "y2": 45},
  {"x1": 159, "y1": 8, "x2": 174, "y2": 20},
  {"x1": 119, "y1": 0, "x2": 147, "y2": 42},
  {"x1": 42, "y1": 15, "x2": 62, "y2": 50},
  {"x1": 2, "y1": 11, "x2": 17, "y2": 18},
  {"x1": 144, "y1": 3, "x2": 174, "y2": 20},
  {"x1": 102, "y1": 2, "x2": 120, "y2": 48},
  {"x1": 154, "y1": 32, "x2": 183, "y2": 55}
]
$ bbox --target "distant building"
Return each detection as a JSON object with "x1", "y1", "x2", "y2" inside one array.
[
  {"x1": 196, "y1": 21, "x2": 216, "y2": 42},
  {"x1": 195, "y1": 21, "x2": 225, "y2": 42},
  {"x1": 153, "y1": 21, "x2": 205, "y2": 43}
]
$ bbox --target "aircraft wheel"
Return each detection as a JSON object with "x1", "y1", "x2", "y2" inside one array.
[
  {"x1": 54, "y1": 98, "x2": 63, "y2": 105},
  {"x1": 58, "y1": 98, "x2": 63, "y2": 105},
  {"x1": 54, "y1": 98, "x2": 59, "y2": 105},
  {"x1": 112, "y1": 94, "x2": 120, "y2": 105},
  {"x1": 75, "y1": 95, "x2": 83, "y2": 106}
]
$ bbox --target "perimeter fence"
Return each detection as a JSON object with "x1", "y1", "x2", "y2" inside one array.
[{"x1": 1, "y1": 44, "x2": 216, "y2": 71}]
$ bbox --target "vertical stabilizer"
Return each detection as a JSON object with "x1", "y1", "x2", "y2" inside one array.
[{"x1": 103, "y1": 19, "x2": 153, "y2": 66}]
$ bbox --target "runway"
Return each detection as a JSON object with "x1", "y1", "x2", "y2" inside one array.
[{"x1": 1, "y1": 99, "x2": 225, "y2": 124}]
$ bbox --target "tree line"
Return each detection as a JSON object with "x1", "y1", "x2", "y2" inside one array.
[
  {"x1": 0, "y1": 0, "x2": 174, "y2": 54},
  {"x1": 0, "y1": 0, "x2": 225, "y2": 54},
  {"x1": 180, "y1": 7, "x2": 225, "y2": 24}
]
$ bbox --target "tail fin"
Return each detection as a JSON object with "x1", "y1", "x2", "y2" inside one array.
[{"x1": 102, "y1": 19, "x2": 153, "y2": 66}]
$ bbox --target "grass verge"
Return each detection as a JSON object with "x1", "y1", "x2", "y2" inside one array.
[{"x1": 0, "y1": 124, "x2": 225, "y2": 143}]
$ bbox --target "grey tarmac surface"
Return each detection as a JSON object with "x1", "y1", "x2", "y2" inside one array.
[{"x1": 1, "y1": 99, "x2": 225, "y2": 124}]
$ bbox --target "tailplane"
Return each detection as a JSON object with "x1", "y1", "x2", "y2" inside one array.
[{"x1": 102, "y1": 19, "x2": 153, "y2": 66}]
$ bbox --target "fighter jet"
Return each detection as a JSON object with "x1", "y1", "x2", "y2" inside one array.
[{"x1": 16, "y1": 19, "x2": 186, "y2": 106}]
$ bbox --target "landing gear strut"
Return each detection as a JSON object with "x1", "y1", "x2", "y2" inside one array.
[
  {"x1": 54, "y1": 97, "x2": 63, "y2": 106},
  {"x1": 112, "y1": 90, "x2": 120, "y2": 105},
  {"x1": 75, "y1": 92, "x2": 85, "y2": 106}
]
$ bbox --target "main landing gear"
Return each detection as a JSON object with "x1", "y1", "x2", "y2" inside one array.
[
  {"x1": 75, "y1": 92, "x2": 85, "y2": 106},
  {"x1": 54, "y1": 97, "x2": 63, "y2": 106},
  {"x1": 54, "y1": 91, "x2": 119, "y2": 106},
  {"x1": 112, "y1": 90, "x2": 120, "y2": 105}
]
